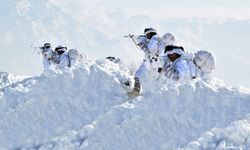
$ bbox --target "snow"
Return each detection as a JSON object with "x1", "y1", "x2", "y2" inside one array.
[
  {"x1": 0, "y1": 72, "x2": 26, "y2": 89},
  {"x1": 184, "y1": 119, "x2": 250, "y2": 150},
  {"x1": 0, "y1": 60, "x2": 132, "y2": 149},
  {"x1": 0, "y1": 0, "x2": 250, "y2": 149},
  {"x1": 0, "y1": 60, "x2": 250, "y2": 149},
  {"x1": 77, "y1": 79, "x2": 250, "y2": 150}
]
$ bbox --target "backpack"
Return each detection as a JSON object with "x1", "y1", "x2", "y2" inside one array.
[
  {"x1": 67, "y1": 49, "x2": 85, "y2": 67},
  {"x1": 68, "y1": 49, "x2": 80, "y2": 59},
  {"x1": 193, "y1": 50, "x2": 216, "y2": 73},
  {"x1": 161, "y1": 33, "x2": 176, "y2": 46}
]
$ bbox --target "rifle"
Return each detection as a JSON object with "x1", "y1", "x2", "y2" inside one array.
[
  {"x1": 30, "y1": 44, "x2": 43, "y2": 55},
  {"x1": 124, "y1": 34, "x2": 141, "y2": 49}
]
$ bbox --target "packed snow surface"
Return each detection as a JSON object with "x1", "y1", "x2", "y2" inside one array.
[
  {"x1": 0, "y1": 72, "x2": 26, "y2": 89},
  {"x1": 0, "y1": 60, "x2": 250, "y2": 150},
  {"x1": 183, "y1": 119, "x2": 250, "y2": 150}
]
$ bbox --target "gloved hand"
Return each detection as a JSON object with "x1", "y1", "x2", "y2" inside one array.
[
  {"x1": 51, "y1": 52, "x2": 59, "y2": 64},
  {"x1": 172, "y1": 70, "x2": 180, "y2": 81},
  {"x1": 164, "y1": 63, "x2": 174, "y2": 78},
  {"x1": 158, "y1": 68, "x2": 162, "y2": 73}
]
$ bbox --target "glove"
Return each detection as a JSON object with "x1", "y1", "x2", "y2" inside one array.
[
  {"x1": 158, "y1": 68, "x2": 162, "y2": 73},
  {"x1": 172, "y1": 70, "x2": 180, "y2": 81},
  {"x1": 173, "y1": 74, "x2": 179, "y2": 81}
]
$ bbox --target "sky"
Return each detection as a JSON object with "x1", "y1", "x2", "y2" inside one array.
[
  {"x1": 50, "y1": 0, "x2": 250, "y2": 20},
  {"x1": 0, "y1": 0, "x2": 250, "y2": 88}
]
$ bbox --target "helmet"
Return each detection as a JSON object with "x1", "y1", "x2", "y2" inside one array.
[
  {"x1": 144, "y1": 27, "x2": 157, "y2": 35},
  {"x1": 165, "y1": 45, "x2": 184, "y2": 55},
  {"x1": 106, "y1": 56, "x2": 116, "y2": 61},
  {"x1": 162, "y1": 33, "x2": 176, "y2": 46},
  {"x1": 43, "y1": 43, "x2": 51, "y2": 49},
  {"x1": 165, "y1": 48, "x2": 184, "y2": 56},
  {"x1": 41, "y1": 43, "x2": 51, "y2": 54},
  {"x1": 55, "y1": 45, "x2": 67, "y2": 52}
]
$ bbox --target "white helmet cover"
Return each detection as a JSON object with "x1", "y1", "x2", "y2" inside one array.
[
  {"x1": 144, "y1": 28, "x2": 157, "y2": 35},
  {"x1": 165, "y1": 48, "x2": 184, "y2": 56},
  {"x1": 55, "y1": 45, "x2": 67, "y2": 52}
]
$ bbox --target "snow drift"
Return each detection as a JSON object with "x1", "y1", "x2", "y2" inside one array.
[
  {"x1": 0, "y1": 72, "x2": 25, "y2": 89},
  {"x1": 0, "y1": 60, "x2": 250, "y2": 150},
  {"x1": 184, "y1": 118, "x2": 250, "y2": 150},
  {"x1": 0, "y1": 60, "x2": 131, "y2": 149}
]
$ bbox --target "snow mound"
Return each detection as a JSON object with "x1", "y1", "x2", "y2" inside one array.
[
  {"x1": 72, "y1": 80, "x2": 250, "y2": 150},
  {"x1": 1, "y1": 60, "x2": 250, "y2": 150},
  {"x1": 184, "y1": 118, "x2": 250, "y2": 150},
  {"x1": 0, "y1": 72, "x2": 25, "y2": 89},
  {"x1": 0, "y1": 60, "x2": 132, "y2": 149},
  {"x1": 15, "y1": 79, "x2": 250, "y2": 149}
]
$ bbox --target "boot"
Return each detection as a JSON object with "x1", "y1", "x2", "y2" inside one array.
[{"x1": 128, "y1": 77, "x2": 141, "y2": 98}]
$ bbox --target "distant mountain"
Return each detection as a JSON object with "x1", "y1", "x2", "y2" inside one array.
[
  {"x1": 0, "y1": 0, "x2": 120, "y2": 54},
  {"x1": 0, "y1": 0, "x2": 141, "y2": 75}
]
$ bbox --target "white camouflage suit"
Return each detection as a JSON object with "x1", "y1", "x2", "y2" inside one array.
[
  {"x1": 56, "y1": 52, "x2": 70, "y2": 69},
  {"x1": 67, "y1": 49, "x2": 85, "y2": 68},
  {"x1": 42, "y1": 47, "x2": 55, "y2": 71},
  {"x1": 54, "y1": 46, "x2": 70, "y2": 70},
  {"x1": 158, "y1": 33, "x2": 177, "y2": 68},
  {"x1": 135, "y1": 32, "x2": 177, "y2": 79},
  {"x1": 55, "y1": 48, "x2": 85, "y2": 69},
  {"x1": 164, "y1": 48, "x2": 216, "y2": 81},
  {"x1": 135, "y1": 34, "x2": 163, "y2": 80},
  {"x1": 164, "y1": 49, "x2": 196, "y2": 81}
]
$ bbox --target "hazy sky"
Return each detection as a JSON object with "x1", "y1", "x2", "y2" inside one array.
[
  {"x1": 51, "y1": 0, "x2": 250, "y2": 7},
  {"x1": 50, "y1": 0, "x2": 250, "y2": 19}
]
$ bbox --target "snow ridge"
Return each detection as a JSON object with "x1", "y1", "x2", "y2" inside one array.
[
  {"x1": 0, "y1": 72, "x2": 25, "y2": 89},
  {"x1": 184, "y1": 119, "x2": 250, "y2": 150},
  {"x1": 77, "y1": 80, "x2": 250, "y2": 150},
  {"x1": 0, "y1": 60, "x2": 131, "y2": 149},
  {"x1": 0, "y1": 60, "x2": 250, "y2": 150}
]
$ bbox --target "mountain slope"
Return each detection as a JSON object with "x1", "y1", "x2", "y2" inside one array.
[{"x1": 0, "y1": 0, "x2": 139, "y2": 76}]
